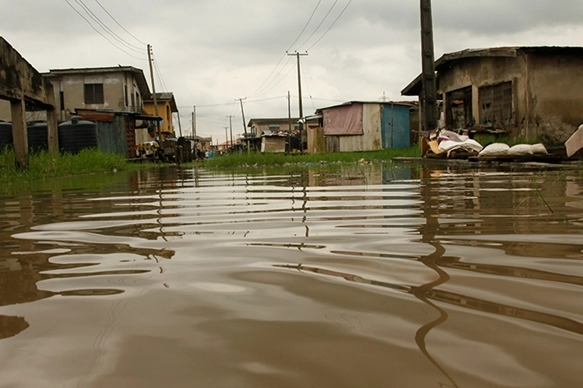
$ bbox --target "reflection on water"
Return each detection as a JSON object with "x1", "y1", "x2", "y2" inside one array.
[{"x1": 1, "y1": 161, "x2": 583, "y2": 387}]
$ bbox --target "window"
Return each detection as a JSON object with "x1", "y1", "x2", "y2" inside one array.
[
  {"x1": 84, "y1": 83, "x2": 104, "y2": 104},
  {"x1": 478, "y1": 81, "x2": 513, "y2": 129},
  {"x1": 445, "y1": 86, "x2": 472, "y2": 130},
  {"x1": 59, "y1": 91, "x2": 65, "y2": 111}
]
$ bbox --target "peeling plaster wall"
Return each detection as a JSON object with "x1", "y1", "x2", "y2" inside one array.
[
  {"x1": 437, "y1": 56, "x2": 525, "y2": 134},
  {"x1": 526, "y1": 54, "x2": 583, "y2": 143},
  {"x1": 436, "y1": 51, "x2": 583, "y2": 144}
]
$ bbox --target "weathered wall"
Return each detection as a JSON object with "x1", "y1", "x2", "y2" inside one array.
[
  {"x1": 44, "y1": 70, "x2": 145, "y2": 121},
  {"x1": 0, "y1": 38, "x2": 54, "y2": 106},
  {"x1": 0, "y1": 37, "x2": 57, "y2": 164},
  {"x1": 261, "y1": 136, "x2": 286, "y2": 153},
  {"x1": 144, "y1": 100, "x2": 173, "y2": 133},
  {"x1": 307, "y1": 126, "x2": 325, "y2": 153},
  {"x1": 526, "y1": 53, "x2": 583, "y2": 142},
  {"x1": 436, "y1": 51, "x2": 583, "y2": 143},
  {"x1": 338, "y1": 103, "x2": 381, "y2": 152},
  {"x1": 0, "y1": 100, "x2": 10, "y2": 121},
  {"x1": 437, "y1": 56, "x2": 525, "y2": 133},
  {"x1": 381, "y1": 104, "x2": 410, "y2": 148}
]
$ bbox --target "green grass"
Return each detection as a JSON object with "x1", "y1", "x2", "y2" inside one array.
[
  {"x1": 0, "y1": 148, "x2": 130, "y2": 184},
  {"x1": 202, "y1": 146, "x2": 422, "y2": 168}
]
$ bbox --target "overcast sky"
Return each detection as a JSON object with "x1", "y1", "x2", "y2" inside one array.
[{"x1": 2, "y1": 0, "x2": 583, "y2": 142}]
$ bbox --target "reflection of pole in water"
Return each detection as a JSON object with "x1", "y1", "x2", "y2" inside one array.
[
  {"x1": 156, "y1": 169, "x2": 168, "y2": 242},
  {"x1": 302, "y1": 173, "x2": 309, "y2": 238},
  {"x1": 415, "y1": 166, "x2": 459, "y2": 388}
]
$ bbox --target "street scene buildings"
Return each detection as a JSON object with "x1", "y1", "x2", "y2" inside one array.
[{"x1": 2, "y1": 35, "x2": 583, "y2": 165}]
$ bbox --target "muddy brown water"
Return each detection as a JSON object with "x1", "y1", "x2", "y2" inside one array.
[{"x1": 1, "y1": 161, "x2": 582, "y2": 388}]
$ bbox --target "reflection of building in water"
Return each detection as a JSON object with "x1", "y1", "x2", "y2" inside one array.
[
  {"x1": 306, "y1": 163, "x2": 416, "y2": 188},
  {"x1": 418, "y1": 166, "x2": 578, "y2": 236},
  {"x1": 0, "y1": 255, "x2": 52, "y2": 307},
  {"x1": 0, "y1": 315, "x2": 29, "y2": 340}
]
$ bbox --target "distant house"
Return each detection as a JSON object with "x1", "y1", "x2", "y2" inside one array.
[
  {"x1": 247, "y1": 117, "x2": 301, "y2": 153},
  {"x1": 247, "y1": 117, "x2": 300, "y2": 137},
  {"x1": 309, "y1": 101, "x2": 412, "y2": 153},
  {"x1": 143, "y1": 92, "x2": 178, "y2": 141},
  {"x1": 41, "y1": 66, "x2": 151, "y2": 121},
  {"x1": 401, "y1": 46, "x2": 583, "y2": 144},
  {"x1": 187, "y1": 135, "x2": 212, "y2": 153}
]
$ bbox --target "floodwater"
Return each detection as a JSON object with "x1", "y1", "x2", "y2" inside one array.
[{"x1": 1, "y1": 160, "x2": 583, "y2": 388}]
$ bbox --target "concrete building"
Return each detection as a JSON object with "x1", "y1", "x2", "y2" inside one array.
[
  {"x1": 0, "y1": 36, "x2": 58, "y2": 167},
  {"x1": 143, "y1": 92, "x2": 178, "y2": 140},
  {"x1": 246, "y1": 117, "x2": 301, "y2": 153},
  {"x1": 401, "y1": 46, "x2": 583, "y2": 144},
  {"x1": 38, "y1": 66, "x2": 151, "y2": 122}
]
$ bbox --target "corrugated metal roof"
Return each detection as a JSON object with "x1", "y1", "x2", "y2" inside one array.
[
  {"x1": 315, "y1": 100, "x2": 416, "y2": 113},
  {"x1": 247, "y1": 117, "x2": 300, "y2": 127}
]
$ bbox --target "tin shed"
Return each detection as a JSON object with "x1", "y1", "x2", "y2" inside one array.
[{"x1": 314, "y1": 101, "x2": 411, "y2": 152}]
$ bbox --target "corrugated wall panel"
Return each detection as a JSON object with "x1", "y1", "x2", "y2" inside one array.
[
  {"x1": 96, "y1": 116, "x2": 128, "y2": 156},
  {"x1": 381, "y1": 104, "x2": 411, "y2": 149},
  {"x1": 364, "y1": 104, "x2": 382, "y2": 150},
  {"x1": 337, "y1": 104, "x2": 381, "y2": 152}
]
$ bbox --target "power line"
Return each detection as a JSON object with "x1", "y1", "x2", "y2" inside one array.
[
  {"x1": 306, "y1": 0, "x2": 353, "y2": 51},
  {"x1": 286, "y1": 0, "x2": 322, "y2": 52},
  {"x1": 256, "y1": 62, "x2": 297, "y2": 97},
  {"x1": 295, "y1": 0, "x2": 339, "y2": 51},
  {"x1": 73, "y1": 0, "x2": 146, "y2": 54},
  {"x1": 193, "y1": 95, "x2": 287, "y2": 108},
  {"x1": 94, "y1": 0, "x2": 147, "y2": 46},
  {"x1": 64, "y1": 0, "x2": 145, "y2": 60},
  {"x1": 248, "y1": 56, "x2": 294, "y2": 98},
  {"x1": 152, "y1": 52, "x2": 169, "y2": 91},
  {"x1": 300, "y1": 61, "x2": 316, "y2": 112},
  {"x1": 248, "y1": 0, "x2": 322, "y2": 99}
]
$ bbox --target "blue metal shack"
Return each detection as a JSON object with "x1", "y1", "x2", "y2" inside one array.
[{"x1": 313, "y1": 101, "x2": 412, "y2": 153}]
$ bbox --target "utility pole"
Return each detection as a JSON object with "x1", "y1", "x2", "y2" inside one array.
[
  {"x1": 420, "y1": 0, "x2": 438, "y2": 133},
  {"x1": 227, "y1": 115, "x2": 234, "y2": 152},
  {"x1": 287, "y1": 51, "x2": 308, "y2": 151},
  {"x1": 147, "y1": 44, "x2": 160, "y2": 141},
  {"x1": 224, "y1": 126, "x2": 228, "y2": 152},
  {"x1": 192, "y1": 105, "x2": 197, "y2": 137},
  {"x1": 176, "y1": 110, "x2": 183, "y2": 137},
  {"x1": 237, "y1": 98, "x2": 248, "y2": 153},
  {"x1": 287, "y1": 90, "x2": 292, "y2": 153},
  {"x1": 236, "y1": 98, "x2": 247, "y2": 137}
]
